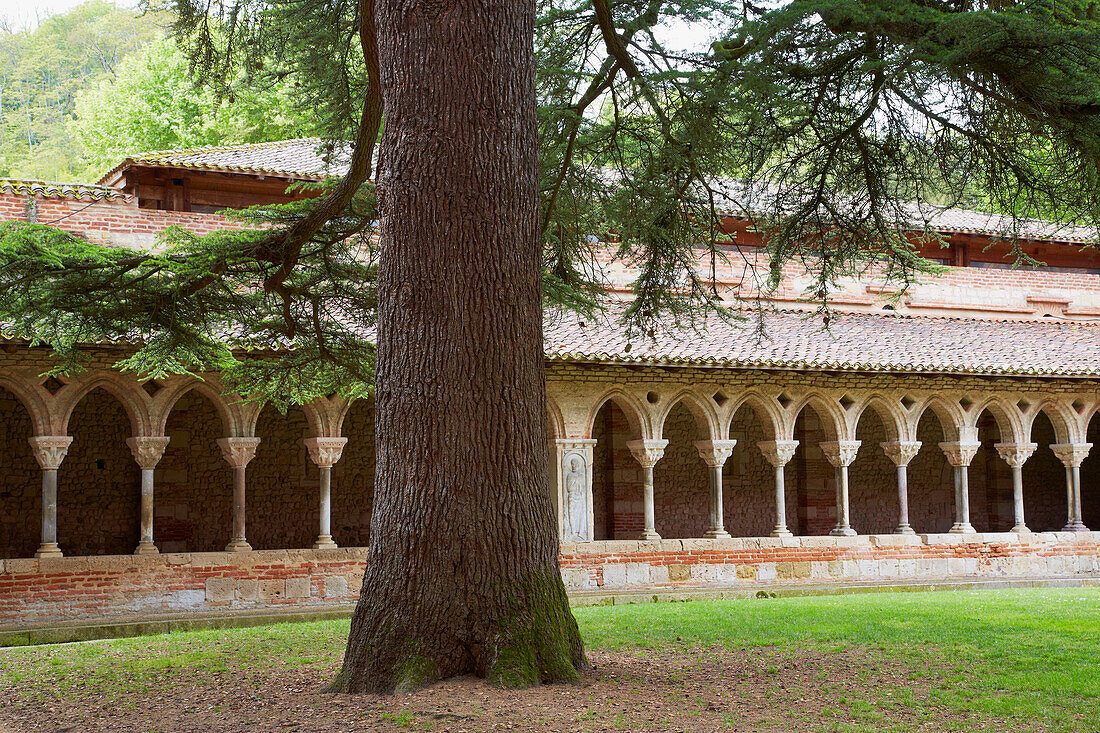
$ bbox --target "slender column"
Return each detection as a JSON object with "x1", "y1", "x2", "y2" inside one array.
[
  {"x1": 28, "y1": 436, "x2": 73, "y2": 558},
  {"x1": 304, "y1": 437, "x2": 349, "y2": 549},
  {"x1": 881, "y1": 441, "x2": 922, "y2": 534},
  {"x1": 939, "y1": 441, "x2": 980, "y2": 533},
  {"x1": 626, "y1": 439, "x2": 668, "y2": 541},
  {"x1": 820, "y1": 440, "x2": 861, "y2": 537},
  {"x1": 758, "y1": 440, "x2": 798, "y2": 537},
  {"x1": 126, "y1": 437, "x2": 171, "y2": 555},
  {"x1": 217, "y1": 437, "x2": 261, "y2": 551},
  {"x1": 1050, "y1": 443, "x2": 1091, "y2": 532},
  {"x1": 994, "y1": 443, "x2": 1037, "y2": 533},
  {"x1": 554, "y1": 438, "x2": 597, "y2": 542},
  {"x1": 694, "y1": 440, "x2": 737, "y2": 539}
]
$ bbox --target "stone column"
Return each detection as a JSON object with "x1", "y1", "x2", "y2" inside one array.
[
  {"x1": 994, "y1": 442, "x2": 1037, "y2": 533},
  {"x1": 820, "y1": 440, "x2": 861, "y2": 537},
  {"x1": 939, "y1": 441, "x2": 980, "y2": 533},
  {"x1": 1050, "y1": 443, "x2": 1091, "y2": 532},
  {"x1": 304, "y1": 437, "x2": 349, "y2": 549},
  {"x1": 217, "y1": 437, "x2": 261, "y2": 552},
  {"x1": 28, "y1": 436, "x2": 73, "y2": 558},
  {"x1": 881, "y1": 441, "x2": 922, "y2": 535},
  {"x1": 126, "y1": 437, "x2": 171, "y2": 555},
  {"x1": 758, "y1": 440, "x2": 798, "y2": 537},
  {"x1": 626, "y1": 439, "x2": 668, "y2": 541},
  {"x1": 694, "y1": 440, "x2": 737, "y2": 539},
  {"x1": 554, "y1": 438, "x2": 597, "y2": 542}
]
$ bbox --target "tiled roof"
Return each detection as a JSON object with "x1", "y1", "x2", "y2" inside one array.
[
  {"x1": 0, "y1": 179, "x2": 129, "y2": 201},
  {"x1": 97, "y1": 138, "x2": 350, "y2": 185},
  {"x1": 543, "y1": 305, "x2": 1100, "y2": 377}
]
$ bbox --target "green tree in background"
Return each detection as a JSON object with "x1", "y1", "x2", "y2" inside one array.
[
  {"x1": 0, "y1": 1, "x2": 164, "y2": 181},
  {"x1": 71, "y1": 38, "x2": 309, "y2": 179}
]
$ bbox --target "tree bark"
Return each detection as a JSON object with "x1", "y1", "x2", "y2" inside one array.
[{"x1": 331, "y1": 0, "x2": 587, "y2": 694}]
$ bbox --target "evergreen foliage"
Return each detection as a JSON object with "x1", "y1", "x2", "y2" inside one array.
[{"x1": 1, "y1": 0, "x2": 1099, "y2": 400}]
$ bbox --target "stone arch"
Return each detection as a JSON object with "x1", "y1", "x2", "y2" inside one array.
[
  {"x1": 586, "y1": 389, "x2": 650, "y2": 440},
  {"x1": 0, "y1": 383, "x2": 41, "y2": 558},
  {"x1": 56, "y1": 373, "x2": 151, "y2": 437},
  {"x1": 969, "y1": 397, "x2": 1024, "y2": 445},
  {"x1": 547, "y1": 397, "x2": 566, "y2": 441},
  {"x1": 851, "y1": 396, "x2": 904, "y2": 443},
  {"x1": 1027, "y1": 401, "x2": 1077, "y2": 445},
  {"x1": 1024, "y1": 410, "x2": 1072, "y2": 532},
  {"x1": 153, "y1": 380, "x2": 237, "y2": 437},
  {"x1": 251, "y1": 403, "x2": 315, "y2": 550},
  {"x1": 790, "y1": 393, "x2": 844, "y2": 442},
  {"x1": 725, "y1": 391, "x2": 782, "y2": 441},
  {"x1": 0, "y1": 375, "x2": 50, "y2": 436},
  {"x1": 912, "y1": 397, "x2": 964, "y2": 442},
  {"x1": 656, "y1": 389, "x2": 719, "y2": 442}
]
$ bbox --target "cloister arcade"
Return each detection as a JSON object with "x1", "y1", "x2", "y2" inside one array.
[{"x1": 1, "y1": 359, "x2": 1099, "y2": 561}]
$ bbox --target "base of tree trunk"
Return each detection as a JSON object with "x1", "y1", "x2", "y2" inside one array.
[{"x1": 330, "y1": 568, "x2": 587, "y2": 694}]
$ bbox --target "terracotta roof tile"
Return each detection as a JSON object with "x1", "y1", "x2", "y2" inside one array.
[{"x1": 0, "y1": 179, "x2": 129, "y2": 201}]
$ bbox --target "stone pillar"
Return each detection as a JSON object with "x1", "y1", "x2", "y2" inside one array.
[
  {"x1": 1050, "y1": 443, "x2": 1091, "y2": 532},
  {"x1": 758, "y1": 440, "x2": 798, "y2": 537},
  {"x1": 28, "y1": 436, "x2": 73, "y2": 558},
  {"x1": 304, "y1": 437, "x2": 349, "y2": 549},
  {"x1": 626, "y1": 439, "x2": 668, "y2": 541},
  {"x1": 126, "y1": 437, "x2": 171, "y2": 555},
  {"x1": 694, "y1": 440, "x2": 737, "y2": 539},
  {"x1": 881, "y1": 441, "x2": 922, "y2": 535},
  {"x1": 554, "y1": 438, "x2": 597, "y2": 542},
  {"x1": 994, "y1": 442, "x2": 1037, "y2": 533},
  {"x1": 939, "y1": 441, "x2": 980, "y2": 533},
  {"x1": 217, "y1": 437, "x2": 261, "y2": 552},
  {"x1": 820, "y1": 441, "x2": 861, "y2": 536}
]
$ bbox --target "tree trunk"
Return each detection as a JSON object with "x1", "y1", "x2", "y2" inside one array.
[{"x1": 331, "y1": 0, "x2": 587, "y2": 694}]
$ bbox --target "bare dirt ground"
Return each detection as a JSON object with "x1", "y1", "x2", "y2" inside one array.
[{"x1": 0, "y1": 645, "x2": 992, "y2": 733}]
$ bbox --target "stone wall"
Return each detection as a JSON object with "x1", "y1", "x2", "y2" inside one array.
[
  {"x1": 0, "y1": 391, "x2": 39, "y2": 558},
  {"x1": 331, "y1": 399, "x2": 375, "y2": 547}
]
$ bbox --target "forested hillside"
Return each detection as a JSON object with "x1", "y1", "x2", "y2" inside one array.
[{"x1": 0, "y1": 1, "x2": 309, "y2": 183}]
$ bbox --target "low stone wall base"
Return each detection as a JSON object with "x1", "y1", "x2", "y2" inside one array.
[{"x1": 1, "y1": 532, "x2": 1097, "y2": 629}]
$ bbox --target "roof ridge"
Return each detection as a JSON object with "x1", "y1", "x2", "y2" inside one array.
[{"x1": 124, "y1": 137, "x2": 324, "y2": 161}]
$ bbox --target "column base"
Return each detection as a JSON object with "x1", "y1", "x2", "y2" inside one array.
[
  {"x1": 34, "y1": 543, "x2": 62, "y2": 558},
  {"x1": 225, "y1": 538, "x2": 253, "y2": 552},
  {"x1": 312, "y1": 535, "x2": 338, "y2": 550},
  {"x1": 770, "y1": 526, "x2": 792, "y2": 538},
  {"x1": 829, "y1": 525, "x2": 857, "y2": 537},
  {"x1": 894, "y1": 524, "x2": 916, "y2": 535},
  {"x1": 133, "y1": 541, "x2": 159, "y2": 556},
  {"x1": 1061, "y1": 521, "x2": 1090, "y2": 532},
  {"x1": 949, "y1": 522, "x2": 976, "y2": 534},
  {"x1": 639, "y1": 529, "x2": 662, "y2": 541},
  {"x1": 1011, "y1": 524, "x2": 1031, "y2": 534},
  {"x1": 703, "y1": 527, "x2": 731, "y2": 539}
]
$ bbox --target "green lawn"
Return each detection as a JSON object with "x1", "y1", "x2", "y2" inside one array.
[{"x1": 2, "y1": 587, "x2": 1098, "y2": 732}]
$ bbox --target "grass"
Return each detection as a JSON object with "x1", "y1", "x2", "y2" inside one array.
[{"x1": 2, "y1": 587, "x2": 1099, "y2": 731}]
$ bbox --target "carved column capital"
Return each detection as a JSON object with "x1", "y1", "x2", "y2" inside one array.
[
  {"x1": 693, "y1": 440, "x2": 737, "y2": 468},
  {"x1": 126, "y1": 437, "x2": 170, "y2": 470},
  {"x1": 303, "y1": 437, "x2": 349, "y2": 469},
  {"x1": 757, "y1": 440, "x2": 799, "y2": 467},
  {"x1": 626, "y1": 439, "x2": 668, "y2": 468},
  {"x1": 1050, "y1": 443, "x2": 1092, "y2": 468},
  {"x1": 217, "y1": 437, "x2": 261, "y2": 469},
  {"x1": 994, "y1": 442, "x2": 1038, "y2": 468},
  {"x1": 820, "y1": 440, "x2": 861, "y2": 468},
  {"x1": 28, "y1": 436, "x2": 73, "y2": 471},
  {"x1": 554, "y1": 438, "x2": 598, "y2": 451},
  {"x1": 881, "y1": 441, "x2": 922, "y2": 467},
  {"x1": 939, "y1": 441, "x2": 980, "y2": 467}
]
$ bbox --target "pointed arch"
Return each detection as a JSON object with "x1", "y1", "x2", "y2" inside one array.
[
  {"x1": 153, "y1": 379, "x2": 237, "y2": 437},
  {"x1": 726, "y1": 390, "x2": 783, "y2": 440},
  {"x1": 547, "y1": 396, "x2": 566, "y2": 441},
  {"x1": 56, "y1": 373, "x2": 151, "y2": 436},
  {"x1": 656, "y1": 389, "x2": 719, "y2": 441},
  {"x1": 912, "y1": 396, "x2": 964, "y2": 442},
  {"x1": 1028, "y1": 400, "x2": 1076, "y2": 445},
  {"x1": 0, "y1": 375, "x2": 50, "y2": 435},
  {"x1": 790, "y1": 392, "x2": 845, "y2": 442},
  {"x1": 585, "y1": 388, "x2": 650, "y2": 439},
  {"x1": 851, "y1": 395, "x2": 905, "y2": 443},
  {"x1": 970, "y1": 396, "x2": 1024, "y2": 445}
]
